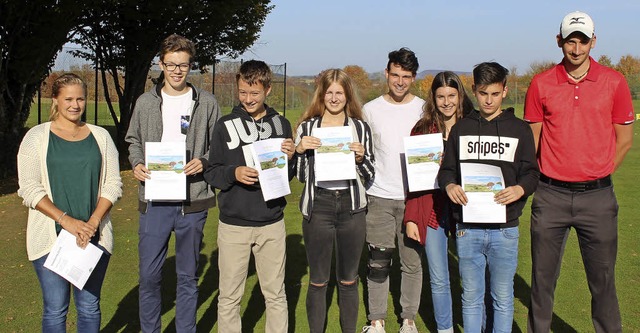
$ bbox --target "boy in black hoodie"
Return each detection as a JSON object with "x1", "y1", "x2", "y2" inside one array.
[
  {"x1": 203, "y1": 60, "x2": 295, "y2": 332},
  {"x1": 438, "y1": 62, "x2": 539, "y2": 333}
]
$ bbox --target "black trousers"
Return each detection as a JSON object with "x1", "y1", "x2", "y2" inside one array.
[{"x1": 303, "y1": 188, "x2": 366, "y2": 333}]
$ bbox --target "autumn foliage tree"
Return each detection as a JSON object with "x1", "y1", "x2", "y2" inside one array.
[
  {"x1": 598, "y1": 55, "x2": 614, "y2": 68},
  {"x1": 417, "y1": 75, "x2": 434, "y2": 99},
  {"x1": 615, "y1": 55, "x2": 640, "y2": 97},
  {"x1": 615, "y1": 55, "x2": 640, "y2": 77},
  {"x1": 343, "y1": 65, "x2": 373, "y2": 102}
]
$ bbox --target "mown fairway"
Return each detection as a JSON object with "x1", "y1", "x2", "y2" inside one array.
[{"x1": 2, "y1": 102, "x2": 639, "y2": 332}]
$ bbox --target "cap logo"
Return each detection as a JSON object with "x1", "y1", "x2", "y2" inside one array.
[{"x1": 569, "y1": 17, "x2": 587, "y2": 25}]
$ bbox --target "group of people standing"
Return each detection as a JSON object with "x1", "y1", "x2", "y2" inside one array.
[{"x1": 17, "y1": 10, "x2": 633, "y2": 333}]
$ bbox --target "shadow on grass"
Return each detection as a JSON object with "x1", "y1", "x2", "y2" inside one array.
[
  {"x1": 101, "y1": 251, "x2": 213, "y2": 333},
  {"x1": 101, "y1": 232, "x2": 308, "y2": 332},
  {"x1": 513, "y1": 272, "x2": 577, "y2": 333},
  {"x1": 284, "y1": 234, "x2": 307, "y2": 332},
  {"x1": 360, "y1": 233, "x2": 577, "y2": 332},
  {"x1": 199, "y1": 233, "x2": 308, "y2": 333},
  {"x1": 194, "y1": 246, "x2": 220, "y2": 332}
]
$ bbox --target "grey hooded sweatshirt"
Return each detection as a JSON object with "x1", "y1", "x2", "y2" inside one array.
[{"x1": 126, "y1": 82, "x2": 220, "y2": 213}]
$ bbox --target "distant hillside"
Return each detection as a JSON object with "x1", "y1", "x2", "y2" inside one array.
[
  {"x1": 289, "y1": 70, "x2": 472, "y2": 80},
  {"x1": 366, "y1": 69, "x2": 472, "y2": 79},
  {"x1": 416, "y1": 69, "x2": 472, "y2": 79}
]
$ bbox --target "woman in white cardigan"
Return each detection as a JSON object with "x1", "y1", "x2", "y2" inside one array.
[{"x1": 17, "y1": 73, "x2": 122, "y2": 332}]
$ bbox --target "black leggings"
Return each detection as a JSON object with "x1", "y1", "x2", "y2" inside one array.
[{"x1": 303, "y1": 188, "x2": 366, "y2": 333}]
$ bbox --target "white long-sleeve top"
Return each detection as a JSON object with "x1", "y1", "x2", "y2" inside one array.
[{"x1": 17, "y1": 122, "x2": 123, "y2": 260}]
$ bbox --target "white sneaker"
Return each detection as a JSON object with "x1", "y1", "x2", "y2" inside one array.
[
  {"x1": 362, "y1": 320, "x2": 386, "y2": 333},
  {"x1": 399, "y1": 319, "x2": 418, "y2": 333}
]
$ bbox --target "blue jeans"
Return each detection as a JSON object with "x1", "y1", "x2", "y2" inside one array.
[
  {"x1": 456, "y1": 226, "x2": 519, "y2": 333},
  {"x1": 138, "y1": 202, "x2": 208, "y2": 333},
  {"x1": 425, "y1": 223, "x2": 453, "y2": 332},
  {"x1": 32, "y1": 245, "x2": 110, "y2": 333}
]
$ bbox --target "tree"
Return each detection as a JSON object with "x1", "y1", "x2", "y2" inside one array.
[
  {"x1": 343, "y1": 65, "x2": 373, "y2": 102},
  {"x1": 615, "y1": 55, "x2": 640, "y2": 99},
  {"x1": 615, "y1": 55, "x2": 640, "y2": 77},
  {"x1": 72, "y1": 0, "x2": 273, "y2": 148},
  {"x1": 520, "y1": 61, "x2": 556, "y2": 91},
  {"x1": 417, "y1": 75, "x2": 434, "y2": 99},
  {"x1": 0, "y1": 0, "x2": 92, "y2": 176},
  {"x1": 508, "y1": 66, "x2": 523, "y2": 106},
  {"x1": 597, "y1": 55, "x2": 614, "y2": 68}
]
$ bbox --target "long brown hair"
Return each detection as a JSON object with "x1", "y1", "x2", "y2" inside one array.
[
  {"x1": 297, "y1": 69, "x2": 363, "y2": 128},
  {"x1": 49, "y1": 73, "x2": 87, "y2": 121},
  {"x1": 413, "y1": 71, "x2": 473, "y2": 134}
]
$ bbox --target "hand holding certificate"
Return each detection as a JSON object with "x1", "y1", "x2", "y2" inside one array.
[
  {"x1": 43, "y1": 229, "x2": 104, "y2": 290},
  {"x1": 460, "y1": 163, "x2": 506, "y2": 223},
  {"x1": 403, "y1": 133, "x2": 444, "y2": 192},
  {"x1": 313, "y1": 126, "x2": 357, "y2": 182},
  {"x1": 145, "y1": 142, "x2": 187, "y2": 201},
  {"x1": 250, "y1": 138, "x2": 291, "y2": 201}
]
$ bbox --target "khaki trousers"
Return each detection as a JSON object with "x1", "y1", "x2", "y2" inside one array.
[{"x1": 217, "y1": 219, "x2": 288, "y2": 333}]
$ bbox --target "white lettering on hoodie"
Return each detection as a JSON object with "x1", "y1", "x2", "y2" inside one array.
[
  {"x1": 459, "y1": 135, "x2": 519, "y2": 162},
  {"x1": 224, "y1": 117, "x2": 285, "y2": 150}
]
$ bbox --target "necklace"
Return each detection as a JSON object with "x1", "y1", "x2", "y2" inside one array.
[
  {"x1": 55, "y1": 122, "x2": 82, "y2": 138},
  {"x1": 568, "y1": 67, "x2": 589, "y2": 81}
]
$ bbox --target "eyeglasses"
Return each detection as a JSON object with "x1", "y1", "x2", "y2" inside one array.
[{"x1": 161, "y1": 61, "x2": 191, "y2": 72}]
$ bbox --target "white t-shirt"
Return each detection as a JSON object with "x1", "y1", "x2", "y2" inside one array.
[
  {"x1": 363, "y1": 95, "x2": 424, "y2": 200},
  {"x1": 161, "y1": 89, "x2": 193, "y2": 142}
]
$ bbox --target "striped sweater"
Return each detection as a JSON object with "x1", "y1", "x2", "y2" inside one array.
[{"x1": 294, "y1": 116, "x2": 375, "y2": 219}]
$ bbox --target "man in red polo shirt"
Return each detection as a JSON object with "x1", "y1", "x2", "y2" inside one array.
[{"x1": 524, "y1": 11, "x2": 634, "y2": 333}]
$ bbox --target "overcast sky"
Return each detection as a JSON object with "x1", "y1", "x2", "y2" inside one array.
[{"x1": 236, "y1": 0, "x2": 640, "y2": 76}]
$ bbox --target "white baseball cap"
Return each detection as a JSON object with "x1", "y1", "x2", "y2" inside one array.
[{"x1": 560, "y1": 11, "x2": 595, "y2": 39}]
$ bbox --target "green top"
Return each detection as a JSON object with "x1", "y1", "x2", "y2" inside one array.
[{"x1": 47, "y1": 131, "x2": 101, "y2": 237}]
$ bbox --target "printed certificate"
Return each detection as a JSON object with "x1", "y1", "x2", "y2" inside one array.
[
  {"x1": 460, "y1": 163, "x2": 506, "y2": 223},
  {"x1": 250, "y1": 138, "x2": 291, "y2": 201},
  {"x1": 144, "y1": 142, "x2": 187, "y2": 201},
  {"x1": 403, "y1": 133, "x2": 444, "y2": 192},
  {"x1": 313, "y1": 126, "x2": 357, "y2": 182},
  {"x1": 43, "y1": 229, "x2": 104, "y2": 290}
]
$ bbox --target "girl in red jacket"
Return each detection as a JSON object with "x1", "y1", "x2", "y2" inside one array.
[{"x1": 404, "y1": 71, "x2": 473, "y2": 333}]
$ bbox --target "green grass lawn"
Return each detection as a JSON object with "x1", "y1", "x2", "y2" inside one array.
[{"x1": 3, "y1": 103, "x2": 639, "y2": 332}]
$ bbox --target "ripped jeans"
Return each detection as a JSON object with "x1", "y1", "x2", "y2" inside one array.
[{"x1": 303, "y1": 188, "x2": 366, "y2": 332}]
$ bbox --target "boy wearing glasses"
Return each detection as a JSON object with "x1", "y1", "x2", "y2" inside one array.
[{"x1": 126, "y1": 34, "x2": 220, "y2": 333}]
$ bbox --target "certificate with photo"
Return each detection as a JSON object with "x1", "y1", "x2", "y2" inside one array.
[
  {"x1": 144, "y1": 142, "x2": 187, "y2": 201},
  {"x1": 403, "y1": 133, "x2": 444, "y2": 192},
  {"x1": 460, "y1": 162, "x2": 506, "y2": 223},
  {"x1": 250, "y1": 138, "x2": 291, "y2": 201},
  {"x1": 313, "y1": 126, "x2": 357, "y2": 183}
]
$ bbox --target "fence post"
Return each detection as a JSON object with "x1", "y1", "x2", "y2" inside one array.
[
  {"x1": 283, "y1": 63, "x2": 287, "y2": 117},
  {"x1": 37, "y1": 86, "x2": 42, "y2": 124},
  {"x1": 212, "y1": 58, "x2": 216, "y2": 95},
  {"x1": 94, "y1": 53, "x2": 99, "y2": 125}
]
